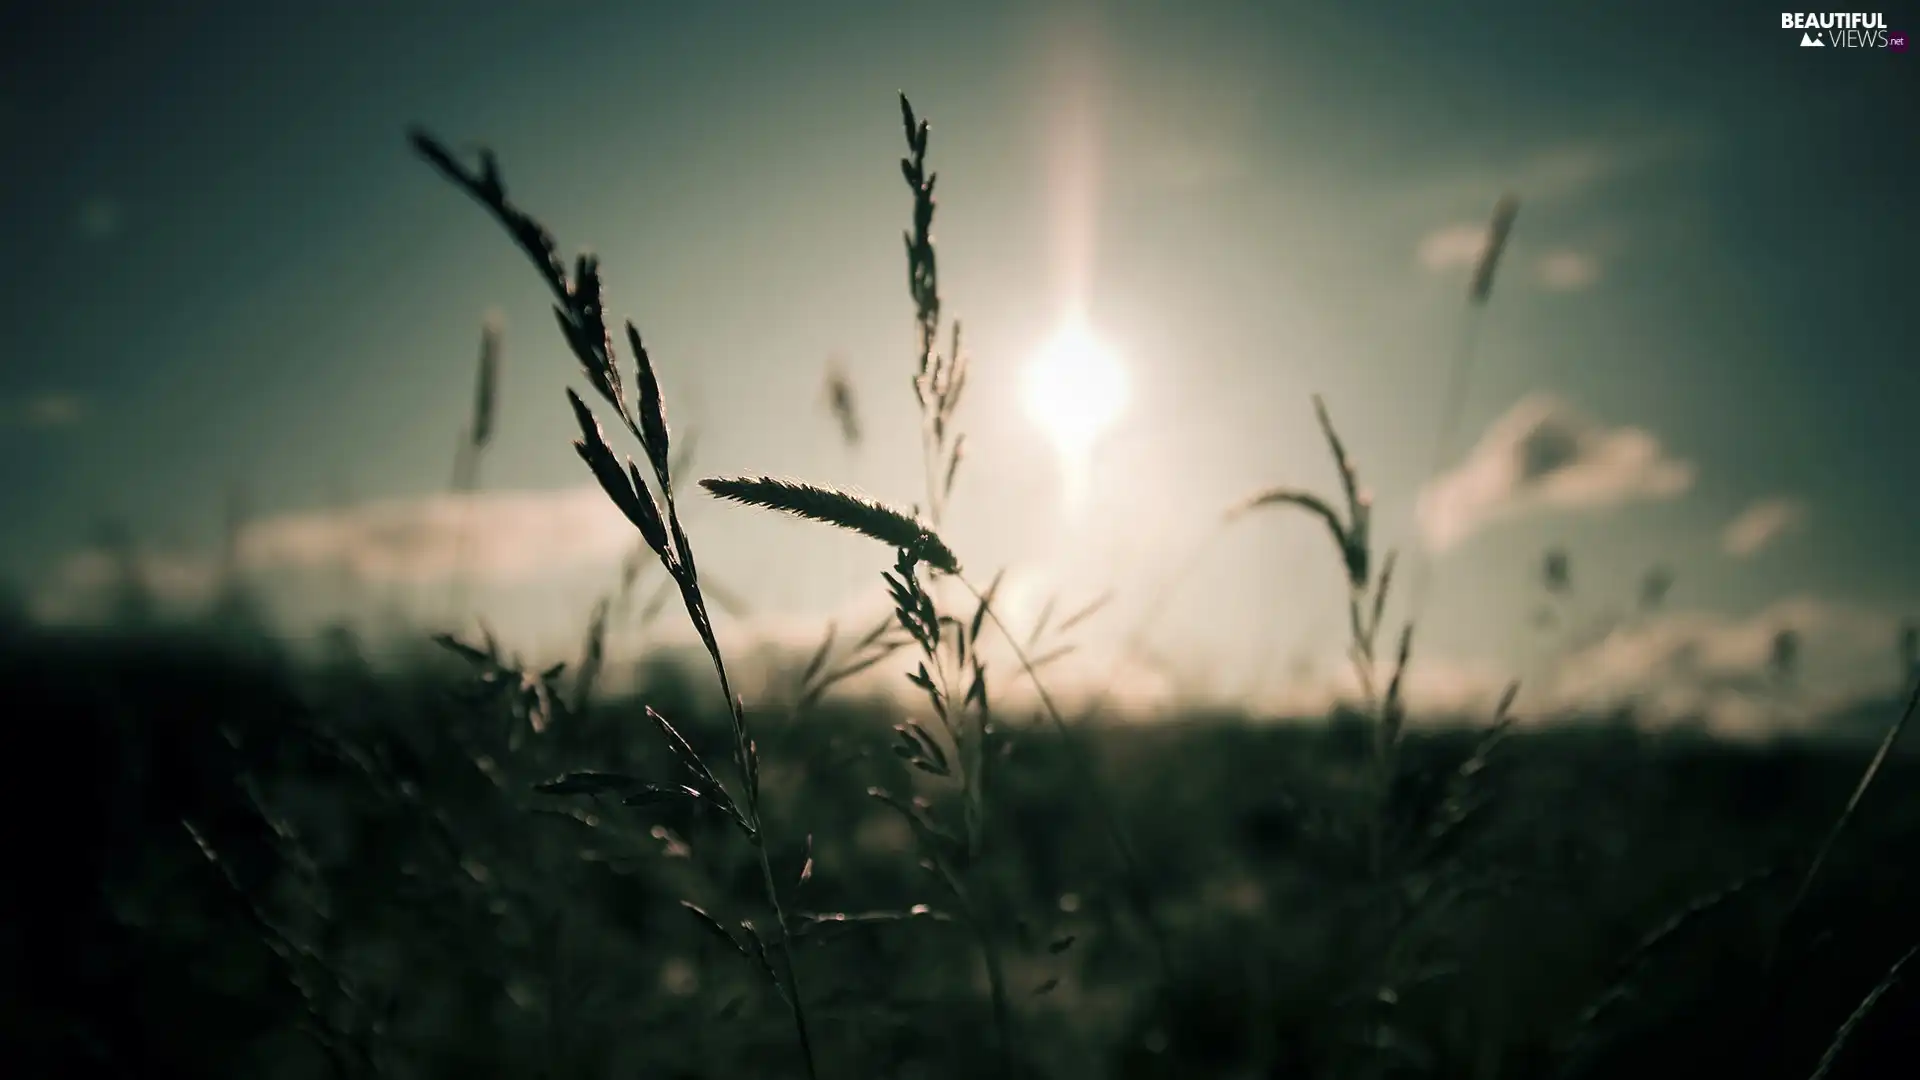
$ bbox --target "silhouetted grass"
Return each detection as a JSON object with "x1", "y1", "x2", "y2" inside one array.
[
  {"x1": 3, "y1": 91, "x2": 1915, "y2": 1080},
  {"x1": 3, "y1": 620, "x2": 1918, "y2": 1078}
]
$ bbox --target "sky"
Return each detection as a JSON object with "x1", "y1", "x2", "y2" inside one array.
[{"x1": 1, "y1": 0, "x2": 1915, "y2": 732}]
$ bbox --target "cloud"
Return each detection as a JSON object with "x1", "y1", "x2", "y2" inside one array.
[
  {"x1": 1417, "y1": 223, "x2": 1495, "y2": 272},
  {"x1": 1419, "y1": 234, "x2": 1602, "y2": 292},
  {"x1": 1543, "y1": 597, "x2": 1903, "y2": 736},
  {"x1": 1407, "y1": 129, "x2": 1701, "y2": 287},
  {"x1": 0, "y1": 394, "x2": 86, "y2": 429},
  {"x1": 1420, "y1": 230, "x2": 1604, "y2": 296},
  {"x1": 33, "y1": 486, "x2": 641, "y2": 623},
  {"x1": 238, "y1": 487, "x2": 637, "y2": 584},
  {"x1": 573, "y1": 572, "x2": 1187, "y2": 722},
  {"x1": 1253, "y1": 649, "x2": 1516, "y2": 724},
  {"x1": 1722, "y1": 497, "x2": 1806, "y2": 557},
  {"x1": 42, "y1": 548, "x2": 220, "y2": 614},
  {"x1": 1419, "y1": 395, "x2": 1695, "y2": 549},
  {"x1": 1536, "y1": 250, "x2": 1601, "y2": 291},
  {"x1": 673, "y1": 590, "x2": 1903, "y2": 738}
]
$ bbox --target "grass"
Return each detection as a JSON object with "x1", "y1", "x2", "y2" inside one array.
[
  {"x1": 697, "y1": 98, "x2": 1172, "y2": 1071},
  {"x1": 7, "y1": 623, "x2": 1919, "y2": 1078},
  {"x1": 2, "y1": 92, "x2": 1916, "y2": 1080},
  {"x1": 411, "y1": 123, "x2": 838, "y2": 1078}
]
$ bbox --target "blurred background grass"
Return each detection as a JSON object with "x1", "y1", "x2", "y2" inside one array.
[{"x1": 2, "y1": 603, "x2": 1914, "y2": 1079}]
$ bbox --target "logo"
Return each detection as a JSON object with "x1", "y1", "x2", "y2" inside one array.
[{"x1": 1781, "y1": 12, "x2": 1899, "y2": 47}]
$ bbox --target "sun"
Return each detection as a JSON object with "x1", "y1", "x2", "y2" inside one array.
[{"x1": 1021, "y1": 314, "x2": 1129, "y2": 488}]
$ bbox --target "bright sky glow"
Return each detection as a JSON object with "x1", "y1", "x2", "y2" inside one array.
[{"x1": 1022, "y1": 313, "x2": 1128, "y2": 505}]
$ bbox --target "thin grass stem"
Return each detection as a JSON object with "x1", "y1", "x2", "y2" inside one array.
[
  {"x1": 1772, "y1": 676, "x2": 1920, "y2": 966},
  {"x1": 955, "y1": 573, "x2": 1174, "y2": 984}
]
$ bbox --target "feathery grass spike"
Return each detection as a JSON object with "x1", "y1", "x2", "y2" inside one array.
[
  {"x1": 566, "y1": 389, "x2": 668, "y2": 556},
  {"x1": 470, "y1": 318, "x2": 501, "y2": 450},
  {"x1": 823, "y1": 358, "x2": 862, "y2": 449},
  {"x1": 1314, "y1": 395, "x2": 1371, "y2": 587},
  {"x1": 626, "y1": 322, "x2": 672, "y2": 490},
  {"x1": 415, "y1": 121, "x2": 821, "y2": 1080},
  {"x1": 1230, "y1": 489, "x2": 1351, "y2": 571},
  {"x1": 1228, "y1": 397, "x2": 1372, "y2": 590},
  {"x1": 700, "y1": 476, "x2": 960, "y2": 573},
  {"x1": 1470, "y1": 194, "x2": 1521, "y2": 305}
]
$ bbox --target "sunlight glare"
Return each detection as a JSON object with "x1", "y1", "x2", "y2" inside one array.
[{"x1": 1022, "y1": 314, "x2": 1128, "y2": 504}]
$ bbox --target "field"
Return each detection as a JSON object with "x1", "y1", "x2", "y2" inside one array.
[
  {"x1": 3, "y1": 91, "x2": 1916, "y2": 1080},
  {"x1": 2, "y1": 617, "x2": 1916, "y2": 1079}
]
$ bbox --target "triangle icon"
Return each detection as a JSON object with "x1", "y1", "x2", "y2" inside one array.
[{"x1": 1801, "y1": 31, "x2": 1824, "y2": 46}]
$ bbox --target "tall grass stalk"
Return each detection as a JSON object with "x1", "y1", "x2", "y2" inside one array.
[
  {"x1": 410, "y1": 130, "x2": 822, "y2": 1079},
  {"x1": 708, "y1": 93, "x2": 1175, "y2": 1072},
  {"x1": 448, "y1": 317, "x2": 502, "y2": 620},
  {"x1": 1405, "y1": 195, "x2": 1519, "y2": 625},
  {"x1": 1220, "y1": 194, "x2": 1516, "y2": 890},
  {"x1": 1808, "y1": 941, "x2": 1917, "y2": 1080},
  {"x1": 702, "y1": 462, "x2": 1023, "y2": 1072},
  {"x1": 1562, "y1": 678, "x2": 1918, "y2": 1076},
  {"x1": 1774, "y1": 676, "x2": 1920, "y2": 964},
  {"x1": 876, "y1": 547, "x2": 1014, "y2": 1078},
  {"x1": 1555, "y1": 866, "x2": 1787, "y2": 1078},
  {"x1": 898, "y1": 94, "x2": 965, "y2": 531},
  {"x1": 1227, "y1": 395, "x2": 1410, "y2": 877},
  {"x1": 954, "y1": 573, "x2": 1173, "y2": 978},
  {"x1": 1224, "y1": 392, "x2": 1535, "y2": 1076},
  {"x1": 892, "y1": 93, "x2": 1171, "y2": 983},
  {"x1": 571, "y1": 432, "x2": 701, "y2": 719},
  {"x1": 703, "y1": 473, "x2": 1175, "y2": 994}
]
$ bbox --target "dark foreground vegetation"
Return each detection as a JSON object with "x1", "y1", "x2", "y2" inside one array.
[{"x1": 2, "y1": 620, "x2": 1915, "y2": 1080}]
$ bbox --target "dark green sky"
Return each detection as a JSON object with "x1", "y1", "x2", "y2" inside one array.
[{"x1": 1, "y1": 1, "x2": 1914, "y2": 727}]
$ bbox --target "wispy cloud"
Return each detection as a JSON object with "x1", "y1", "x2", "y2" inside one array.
[
  {"x1": 1416, "y1": 223, "x2": 1496, "y2": 272},
  {"x1": 1420, "y1": 233, "x2": 1602, "y2": 292},
  {"x1": 43, "y1": 547, "x2": 220, "y2": 614},
  {"x1": 724, "y1": 591, "x2": 1903, "y2": 735},
  {"x1": 1722, "y1": 496, "x2": 1807, "y2": 557},
  {"x1": 239, "y1": 487, "x2": 637, "y2": 585},
  {"x1": 0, "y1": 394, "x2": 86, "y2": 429},
  {"x1": 1544, "y1": 597, "x2": 1904, "y2": 735},
  {"x1": 34, "y1": 486, "x2": 640, "y2": 623},
  {"x1": 1536, "y1": 250, "x2": 1601, "y2": 291},
  {"x1": 602, "y1": 575, "x2": 1181, "y2": 720},
  {"x1": 1410, "y1": 129, "x2": 1696, "y2": 286},
  {"x1": 1254, "y1": 650, "x2": 1515, "y2": 724},
  {"x1": 1419, "y1": 395, "x2": 1695, "y2": 549}
]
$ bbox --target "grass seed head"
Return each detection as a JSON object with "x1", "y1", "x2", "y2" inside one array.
[
  {"x1": 469, "y1": 318, "x2": 502, "y2": 449},
  {"x1": 700, "y1": 476, "x2": 961, "y2": 574},
  {"x1": 1469, "y1": 193, "x2": 1521, "y2": 306}
]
